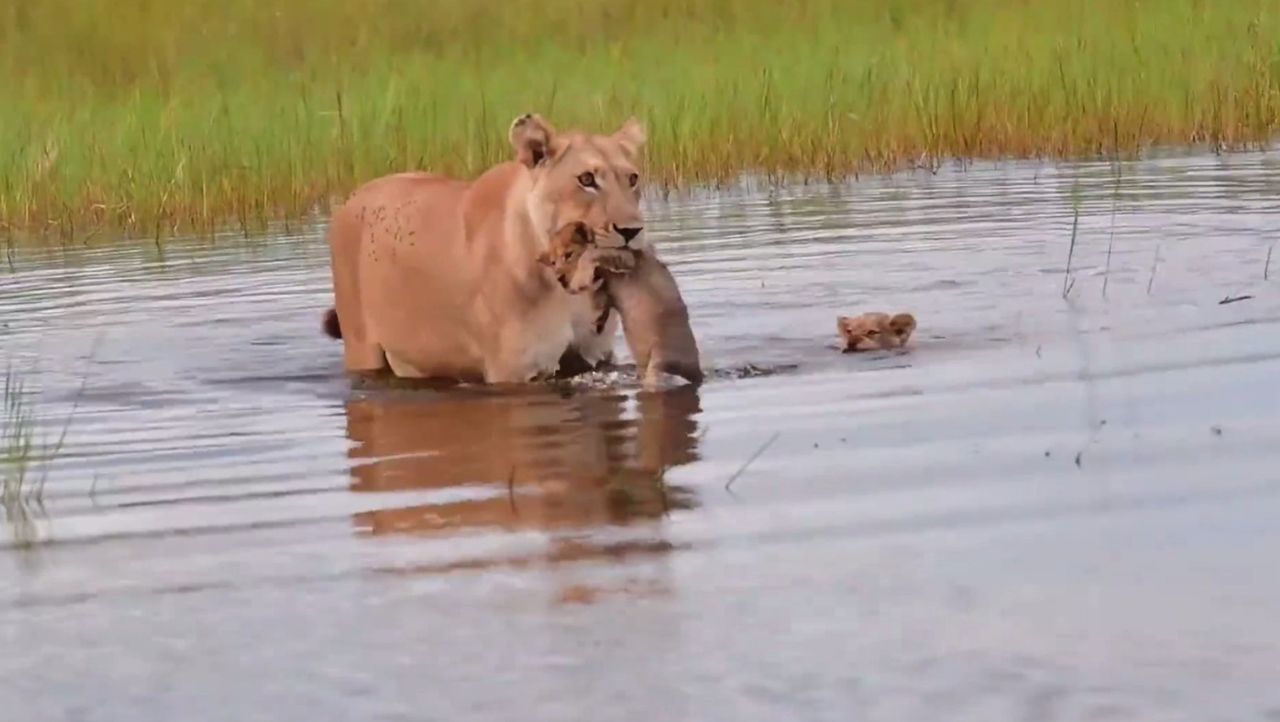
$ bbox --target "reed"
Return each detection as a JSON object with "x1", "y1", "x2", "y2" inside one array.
[
  {"x1": 2, "y1": 367, "x2": 43, "y2": 546},
  {"x1": 2, "y1": 368, "x2": 38, "y2": 502},
  {"x1": 3, "y1": 0, "x2": 1279, "y2": 241},
  {"x1": 2, "y1": 365, "x2": 77, "y2": 547}
]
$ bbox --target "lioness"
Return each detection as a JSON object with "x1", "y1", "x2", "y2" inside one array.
[
  {"x1": 537, "y1": 221, "x2": 702, "y2": 386},
  {"x1": 837, "y1": 312, "x2": 917, "y2": 352},
  {"x1": 322, "y1": 113, "x2": 648, "y2": 383}
]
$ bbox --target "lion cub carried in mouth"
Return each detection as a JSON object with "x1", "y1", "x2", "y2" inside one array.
[
  {"x1": 837, "y1": 312, "x2": 917, "y2": 352},
  {"x1": 539, "y1": 222, "x2": 703, "y2": 386}
]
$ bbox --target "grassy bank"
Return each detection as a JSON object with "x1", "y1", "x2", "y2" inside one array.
[{"x1": 3, "y1": 0, "x2": 1279, "y2": 241}]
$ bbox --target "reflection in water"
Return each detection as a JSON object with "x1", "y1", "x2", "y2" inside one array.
[{"x1": 344, "y1": 382, "x2": 703, "y2": 597}]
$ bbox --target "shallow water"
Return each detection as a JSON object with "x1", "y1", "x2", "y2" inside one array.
[{"x1": 3, "y1": 150, "x2": 1280, "y2": 721}]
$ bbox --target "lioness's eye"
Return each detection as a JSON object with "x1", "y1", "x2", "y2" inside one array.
[
  {"x1": 577, "y1": 172, "x2": 597, "y2": 189},
  {"x1": 627, "y1": 172, "x2": 639, "y2": 188}
]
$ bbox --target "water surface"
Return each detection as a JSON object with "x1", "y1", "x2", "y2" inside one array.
[{"x1": 3, "y1": 150, "x2": 1280, "y2": 721}]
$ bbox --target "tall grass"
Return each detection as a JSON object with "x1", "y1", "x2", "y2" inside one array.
[{"x1": 3, "y1": 0, "x2": 1279, "y2": 241}]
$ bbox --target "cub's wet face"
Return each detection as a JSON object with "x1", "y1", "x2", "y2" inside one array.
[
  {"x1": 537, "y1": 222, "x2": 637, "y2": 294},
  {"x1": 837, "y1": 312, "x2": 918, "y2": 352},
  {"x1": 838, "y1": 313, "x2": 896, "y2": 352},
  {"x1": 510, "y1": 113, "x2": 648, "y2": 252},
  {"x1": 536, "y1": 221, "x2": 593, "y2": 289}
]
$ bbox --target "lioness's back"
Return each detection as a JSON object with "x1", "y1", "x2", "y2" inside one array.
[
  {"x1": 332, "y1": 172, "x2": 467, "y2": 229},
  {"x1": 330, "y1": 171, "x2": 472, "y2": 268}
]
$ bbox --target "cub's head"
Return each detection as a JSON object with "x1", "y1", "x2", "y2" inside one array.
[
  {"x1": 837, "y1": 312, "x2": 918, "y2": 352},
  {"x1": 536, "y1": 221, "x2": 593, "y2": 289},
  {"x1": 509, "y1": 113, "x2": 648, "y2": 252},
  {"x1": 838, "y1": 313, "x2": 895, "y2": 353}
]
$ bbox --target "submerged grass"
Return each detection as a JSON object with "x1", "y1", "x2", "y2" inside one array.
[
  {"x1": 2, "y1": 367, "x2": 49, "y2": 546},
  {"x1": 3, "y1": 0, "x2": 1280, "y2": 241},
  {"x1": 2, "y1": 365, "x2": 79, "y2": 547}
]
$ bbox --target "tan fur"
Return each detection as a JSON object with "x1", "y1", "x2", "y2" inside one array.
[
  {"x1": 536, "y1": 221, "x2": 635, "y2": 333},
  {"x1": 606, "y1": 250, "x2": 703, "y2": 387},
  {"x1": 887, "y1": 312, "x2": 917, "y2": 346},
  {"x1": 323, "y1": 114, "x2": 648, "y2": 384},
  {"x1": 537, "y1": 222, "x2": 595, "y2": 292},
  {"x1": 838, "y1": 311, "x2": 917, "y2": 352},
  {"x1": 536, "y1": 221, "x2": 701, "y2": 386}
]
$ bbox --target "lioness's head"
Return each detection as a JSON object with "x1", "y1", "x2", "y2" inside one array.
[{"x1": 510, "y1": 113, "x2": 648, "y2": 251}]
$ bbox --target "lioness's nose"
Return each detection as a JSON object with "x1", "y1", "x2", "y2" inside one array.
[{"x1": 615, "y1": 225, "x2": 643, "y2": 244}]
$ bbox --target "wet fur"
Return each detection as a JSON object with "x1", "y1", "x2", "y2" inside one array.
[
  {"x1": 838, "y1": 312, "x2": 917, "y2": 352},
  {"x1": 605, "y1": 251, "x2": 703, "y2": 386},
  {"x1": 537, "y1": 221, "x2": 634, "y2": 337},
  {"x1": 538, "y1": 222, "x2": 702, "y2": 386},
  {"x1": 323, "y1": 308, "x2": 342, "y2": 339}
]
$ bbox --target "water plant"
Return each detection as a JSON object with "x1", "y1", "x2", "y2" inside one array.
[
  {"x1": 3, "y1": 368, "x2": 42, "y2": 545},
  {"x1": 3, "y1": 0, "x2": 1279, "y2": 241},
  {"x1": 1, "y1": 366, "x2": 76, "y2": 547}
]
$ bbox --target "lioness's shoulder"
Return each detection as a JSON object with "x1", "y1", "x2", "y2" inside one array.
[
  {"x1": 462, "y1": 162, "x2": 529, "y2": 227},
  {"x1": 340, "y1": 171, "x2": 446, "y2": 199},
  {"x1": 468, "y1": 162, "x2": 526, "y2": 195},
  {"x1": 339, "y1": 171, "x2": 465, "y2": 212}
]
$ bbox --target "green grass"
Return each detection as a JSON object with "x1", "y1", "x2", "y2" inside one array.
[
  {"x1": 3, "y1": 368, "x2": 41, "y2": 502},
  {"x1": 3, "y1": 367, "x2": 48, "y2": 546},
  {"x1": 2, "y1": 365, "x2": 77, "y2": 547},
  {"x1": 3, "y1": 0, "x2": 1279, "y2": 241}
]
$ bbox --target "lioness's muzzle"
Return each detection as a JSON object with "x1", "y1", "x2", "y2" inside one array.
[{"x1": 614, "y1": 224, "x2": 643, "y2": 245}]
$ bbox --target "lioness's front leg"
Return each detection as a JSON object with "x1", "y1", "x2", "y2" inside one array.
[{"x1": 485, "y1": 313, "x2": 577, "y2": 384}]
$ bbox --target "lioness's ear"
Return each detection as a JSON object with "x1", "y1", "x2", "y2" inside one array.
[
  {"x1": 509, "y1": 113, "x2": 558, "y2": 168},
  {"x1": 614, "y1": 116, "x2": 647, "y2": 157}
]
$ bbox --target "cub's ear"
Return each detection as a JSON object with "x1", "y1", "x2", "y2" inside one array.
[
  {"x1": 509, "y1": 113, "x2": 558, "y2": 168},
  {"x1": 614, "y1": 116, "x2": 647, "y2": 157}
]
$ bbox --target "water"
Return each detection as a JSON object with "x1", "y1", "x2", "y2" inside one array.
[{"x1": 3, "y1": 150, "x2": 1280, "y2": 721}]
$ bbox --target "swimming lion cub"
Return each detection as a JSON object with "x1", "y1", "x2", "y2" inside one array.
[
  {"x1": 539, "y1": 222, "x2": 703, "y2": 386},
  {"x1": 837, "y1": 312, "x2": 917, "y2": 352}
]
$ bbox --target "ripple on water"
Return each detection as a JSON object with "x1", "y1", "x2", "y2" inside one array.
[{"x1": 2, "y1": 151, "x2": 1280, "y2": 721}]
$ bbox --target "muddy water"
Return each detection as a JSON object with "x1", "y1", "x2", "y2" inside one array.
[{"x1": 3, "y1": 151, "x2": 1280, "y2": 721}]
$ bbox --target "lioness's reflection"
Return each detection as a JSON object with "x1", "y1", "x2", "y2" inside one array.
[{"x1": 345, "y1": 383, "x2": 703, "y2": 544}]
